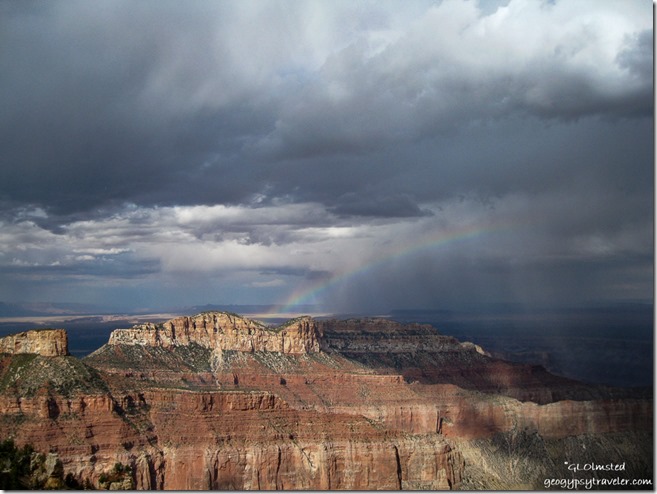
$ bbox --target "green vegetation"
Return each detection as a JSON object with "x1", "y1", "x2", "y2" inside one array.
[
  {"x1": 97, "y1": 461, "x2": 133, "y2": 490},
  {"x1": 84, "y1": 343, "x2": 213, "y2": 375},
  {"x1": 0, "y1": 439, "x2": 84, "y2": 489},
  {"x1": 267, "y1": 315, "x2": 311, "y2": 333},
  {"x1": 277, "y1": 315, "x2": 310, "y2": 327},
  {"x1": 0, "y1": 354, "x2": 109, "y2": 398},
  {"x1": 0, "y1": 353, "x2": 38, "y2": 392},
  {"x1": 0, "y1": 438, "x2": 34, "y2": 489}
]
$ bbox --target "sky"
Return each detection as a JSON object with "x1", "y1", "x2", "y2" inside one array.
[{"x1": 0, "y1": 0, "x2": 653, "y2": 314}]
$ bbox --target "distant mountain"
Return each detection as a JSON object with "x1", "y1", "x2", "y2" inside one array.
[
  {"x1": 182, "y1": 303, "x2": 321, "y2": 314},
  {"x1": 0, "y1": 302, "x2": 42, "y2": 317},
  {"x1": 0, "y1": 301, "x2": 114, "y2": 317}
]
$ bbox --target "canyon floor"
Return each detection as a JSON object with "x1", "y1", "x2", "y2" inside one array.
[{"x1": 0, "y1": 312, "x2": 652, "y2": 490}]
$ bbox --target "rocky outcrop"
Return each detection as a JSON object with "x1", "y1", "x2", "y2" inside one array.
[
  {"x1": 0, "y1": 329, "x2": 68, "y2": 357},
  {"x1": 106, "y1": 313, "x2": 489, "y2": 358},
  {"x1": 108, "y1": 312, "x2": 322, "y2": 355}
]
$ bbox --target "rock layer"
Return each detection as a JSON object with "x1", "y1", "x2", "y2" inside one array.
[
  {"x1": 108, "y1": 313, "x2": 321, "y2": 355},
  {"x1": 0, "y1": 329, "x2": 68, "y2": 357}
]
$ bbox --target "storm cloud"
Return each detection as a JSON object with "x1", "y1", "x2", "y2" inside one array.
[{"x1": 0, "y1": 0, "x2": 652, "y2": 312}]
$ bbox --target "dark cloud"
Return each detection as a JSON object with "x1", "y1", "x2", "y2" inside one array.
[
  {"x1": 0, "y1": 1, "x2": 279, "y2": 216},
  {"x1": 0, "y1": 257, "x2": 160, "y2": 279},
  {"x1": 0, "y1": 0, "x2": 651, "y2": 312},
  {"x1": 259, "y1": 267, "x2": 331, "y2": 279},
  {"x1": 328, "y1": 193, "x2": 434, "y2": 218},
  {"x1": 2, "y1": 1, "x2": 651, "y2": 219}
]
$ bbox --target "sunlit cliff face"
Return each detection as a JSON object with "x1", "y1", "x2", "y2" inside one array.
[{"x1": 0, "y1": 329, "x2": 68, "y2": 357}]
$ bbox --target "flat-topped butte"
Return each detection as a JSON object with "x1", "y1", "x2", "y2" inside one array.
[
  {"x1": 107, "y1": 311, "x2": 321, "y2": 354},
  {"x1": 0, "y1": 328, "x2": 69, "y2": 357},
  {"x1": 103, "y1": 311, "x2": 476, "y2": 356}
]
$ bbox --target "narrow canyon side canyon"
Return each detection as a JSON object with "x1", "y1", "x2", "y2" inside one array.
[{"x1": 0, "y1": 313, "x2": 651, "y2": 489}]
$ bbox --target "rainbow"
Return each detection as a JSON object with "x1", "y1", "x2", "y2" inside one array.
[{"x1": 271, "y1": 220, "x2": 513, "y2": 314}]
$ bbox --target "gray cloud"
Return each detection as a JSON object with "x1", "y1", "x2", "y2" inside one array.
[
  {"x1": 617, "y1": 29, "x2": 653, "y2": 86},
  {"x1": 0, "y1": 0, "x2": 651, "y2": 312},
  {"x1": 328, "y1": 193, "x2": 434, "y2": 218}
]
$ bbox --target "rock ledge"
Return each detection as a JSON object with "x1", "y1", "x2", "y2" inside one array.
[{"x1": 0, "y1": 329, "x2": 69, "y2": 357}]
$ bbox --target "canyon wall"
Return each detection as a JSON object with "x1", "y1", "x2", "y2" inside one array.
[
  {"x1": 0, "y1": 388, "x2": 464, "y2": 490},
  {"x1": 1, "y1": 377, "x2": 649, "y2": 490},
  {"x1": 0, "y1": 313, "x2": 651, "y2": 490}
]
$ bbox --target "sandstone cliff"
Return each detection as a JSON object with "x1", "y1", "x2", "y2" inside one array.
[
  {"x1": 0, "y1": 328, "x2": 68, "y2": 357},
  {"x1": 108, "y1": 312, "x2": 321, "y2": 355},
  {"x1": 0, "y1": 313, "x2": 651, "y2": 490}
]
